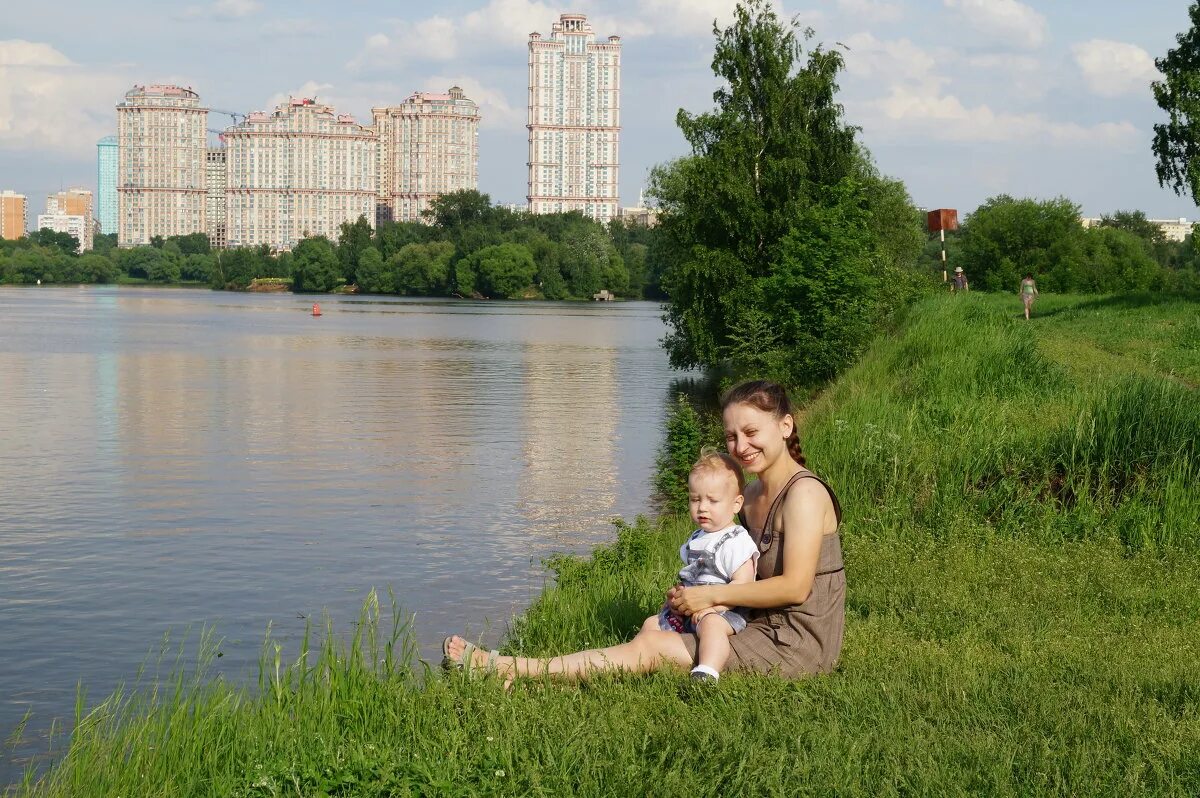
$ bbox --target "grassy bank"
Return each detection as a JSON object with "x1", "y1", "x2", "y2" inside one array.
[{"x1": 9, "y1": 292, "x2": 1200, "y2": 796}]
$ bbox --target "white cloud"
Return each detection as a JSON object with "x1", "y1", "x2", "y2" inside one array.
[
  {"x1": 1072, "y1": 39, "x2": 1158, "y2": 98},
  {"x1": 860, "y1": 85, "x2": 1138, "y2": 147},
  {"x1": 836, "y1": 0, "x2": 904, "y2": 25},
  {"x1": 841, "y1": 32, "x2": 939, "y2": 89},
  {"x1": 348, "y1": 0, "x2": 810, "y2": 72},
  {"x1": 261, "y1": 18, "x2": 324, "y2": 37},
  {"x1": 422, "y1": 76, "x2": 523, "y2": 129},
  {"x1": 944, "y1": 0, "x2": 1046, "y2": 49},
  {"x1": 349, "y1": 0, "x2": 558, "y2": 71},
  {"x1": 0, "y1": 41, "x2": 128, "y2": 156},
  {"x1": 179, "y1": 0, "x2": 262, "y2": 20}
]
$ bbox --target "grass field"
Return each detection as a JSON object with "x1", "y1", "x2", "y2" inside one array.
[{"x1": 7, "y1": 292, "x2": 1200, "y2": 796}]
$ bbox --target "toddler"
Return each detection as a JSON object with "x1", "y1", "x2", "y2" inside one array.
[{"x1": 654, "y1": 449, "x2": 758, "y2": 681}]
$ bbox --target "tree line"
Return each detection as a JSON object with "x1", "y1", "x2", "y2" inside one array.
[
  {"x1": 0, "y1": 195, "x2": 665, "y2": 301},
  {"x1": 925, "y1": 199, "x2": 1200, "y2": 295}
]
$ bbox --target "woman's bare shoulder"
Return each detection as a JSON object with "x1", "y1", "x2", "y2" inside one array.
[{"x1": 780, "y1": 474, "x2": 837, "y2": 529}]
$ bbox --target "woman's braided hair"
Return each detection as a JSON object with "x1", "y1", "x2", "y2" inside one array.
[{"x1": 720, "y1": 380, "x2": 805, "y2": 466}]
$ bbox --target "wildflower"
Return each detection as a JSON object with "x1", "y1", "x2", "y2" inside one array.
[
  {"x1": 495, "y1": 770, "x2": 505, "y2": 777},
  {"x1": 486, "y1": 736, "x2": 494, "y2": 742}
]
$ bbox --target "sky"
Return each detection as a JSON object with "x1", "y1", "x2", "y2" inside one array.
[{"x1": 2, "y1": 0, "x2": 1198, "y2": 224}]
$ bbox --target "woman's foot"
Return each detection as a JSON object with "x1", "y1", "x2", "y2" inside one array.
[{"x1": 442, "y1": 635, "x2": 495, "y2": 670}]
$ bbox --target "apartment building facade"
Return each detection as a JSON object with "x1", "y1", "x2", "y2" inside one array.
[
  {"x1": 206, "y1": 146, "x2": 227, "y2": 249},
  {"x1": 0, "y1": 190, "x2": 27, "y2": 240},
  {"x1": 117, "y1": 85, "x2": 208, "y2": 247},
  {"x1": 372, "y1": 87, "x2": 480, "y2": 223},
  {"x1": 527, "y1": 14, "x2": 621, "y2": 222},
  {"x1": 96, "y1": 136, "x2": 118, "y2": 235},
  {"x1": 224, "y1": 98, "x2": 377, "y2": 250},
  {"x1": 38, "y1": 189, "x2": 95, "y2": 251}
]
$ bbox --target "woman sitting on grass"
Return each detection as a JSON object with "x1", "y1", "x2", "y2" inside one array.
[{"x1": 442, "y1": 379, "x2": 846, "y2": 682}]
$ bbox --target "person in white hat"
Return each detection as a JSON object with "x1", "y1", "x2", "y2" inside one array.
[{"x1": 951, "y1": 266, "x2": 969, "y2": 293}]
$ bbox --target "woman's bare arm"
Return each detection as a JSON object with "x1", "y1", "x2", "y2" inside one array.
[{"x1": 670, "y1": 479, "x2": 832, "y2": 614}]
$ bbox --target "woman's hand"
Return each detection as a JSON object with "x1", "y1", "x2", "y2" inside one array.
[{"x1": 668, "y1": 583, "x2": 721, "y2": 617}]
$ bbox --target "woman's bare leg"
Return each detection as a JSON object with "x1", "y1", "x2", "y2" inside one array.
[{"x1": 444, "y1": 628, "x2": 693, "y2": 682}]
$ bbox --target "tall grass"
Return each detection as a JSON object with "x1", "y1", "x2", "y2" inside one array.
[{"x1": 9, "y1": 291, "x2": 1200, "y2": 796}]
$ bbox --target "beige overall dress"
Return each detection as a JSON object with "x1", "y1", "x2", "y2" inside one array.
[{"x1": 679, "y1": 470, "x2": 846, "y2": 677}]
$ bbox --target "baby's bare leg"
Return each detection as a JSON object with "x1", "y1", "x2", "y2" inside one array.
[{"x1": 695, "y1": 612, "x2": 736, "y2": 674}]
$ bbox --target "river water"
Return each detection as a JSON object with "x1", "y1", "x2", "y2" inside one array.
[{"x1": 0, "y1": 287, "x2": 678, "y2": 783}]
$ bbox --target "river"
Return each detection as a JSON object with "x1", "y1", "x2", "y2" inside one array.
[{"x1": 0, "y1": 286, "x2": 679, "y2": 783}]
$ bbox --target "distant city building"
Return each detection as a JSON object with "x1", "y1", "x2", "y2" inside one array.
[
  {"x1": 224, "y1": 98, "x2": 377, "y2": 250},
  {"x1": 527, "y1": 13, "x2": 621, "y2": 222},
  {"x1": 206, "y1": 145, "x2": 227, "y2": 249},
  {"x1": 117, "y1": 84, "x2": 208, "y2": 247},
  {"x1": 1080, "y1": 216, "x2": 1194, "y2": 243},
  {"x1": 96, "y1": 135, "x2": 118, "y2": 235},
  {"x1": 617, "y1": 191, "x2": 658, "y2": 227},
  {"x1": 38, "y1": 189, "x2": 94, "y2": 251},
  {"x1": 0, "y1": 190, "x2": 27, "y2": 240},
  {"x1": 373, "y1": 87, "x2": 480, "y2": 223}
]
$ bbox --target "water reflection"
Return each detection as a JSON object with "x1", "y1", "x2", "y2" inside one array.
[{"x1": 0, "y1": 287, "x2": 678, "y2": 784}]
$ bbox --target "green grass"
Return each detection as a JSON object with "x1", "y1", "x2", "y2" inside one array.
[{"x1": 8, "y1": 292, "x2": 1200, "y2": 796}]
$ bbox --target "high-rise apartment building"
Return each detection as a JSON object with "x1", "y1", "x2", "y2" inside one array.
[
  {"x1": 527, "y1": 14, "x2": 621, "y2": 222},
  {"x1": 117, "y1": 85, "x2": 208, "y2": 247},
  {"x1": 206, "y1": 145, "x2": 227, "y2": 249},
  {"x1": 96, "y1": 135, "x2": 118, "y2": 235},
  {"x1": 224, "y1": 98, "x2": 377, "y2": 250},
  {"x1": 372, "y1": 87, "x2": 480, "y2": 223},
  {"x1": 0, "y1": 190, "x2": 27, "y2": 240},
  {"x1": 38, "y1": 188, "x2": 94, "y2": 251}
]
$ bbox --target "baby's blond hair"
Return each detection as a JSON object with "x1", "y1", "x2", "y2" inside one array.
[{"x1": 690, "y1": 446, "x2": 746, "y2": 494}]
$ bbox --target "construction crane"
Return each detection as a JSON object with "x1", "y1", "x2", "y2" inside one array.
[{"x1": 210, "y1": 108, "x2": 247, "y2": 126}]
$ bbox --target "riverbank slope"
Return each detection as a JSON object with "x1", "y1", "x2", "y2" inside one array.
[{"x1": 11, "y1": 292, "x2": 1200, "y2": 796}]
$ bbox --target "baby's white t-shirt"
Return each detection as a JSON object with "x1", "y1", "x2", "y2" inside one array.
[{"x1": 677, "y1": 524, "x2": 758, "y2": 586}]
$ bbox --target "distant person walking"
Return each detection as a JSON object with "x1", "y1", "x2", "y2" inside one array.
[
  {"x1": 1020, "y1": 273, "x2": 1038, "y2": 320},
  {"x1": 951, "y1": 266, "x2": 969, "y2": 294}
]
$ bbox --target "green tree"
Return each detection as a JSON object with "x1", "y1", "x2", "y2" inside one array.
[
  {"x1": 77, "y1": 253, "x2": 119, "y2": 283},
  {"x1": 1153, "y1": 4, "x2": 1200, "y2": 204},
  {"x1": 211, "y1": 247, "x2": 259, "y2": 289},
  {"x1": 426, "y1": 190, "x2": 494, "y2": 228},
  {"x1": 337, "y1": 216, "x2": 375, "y2": 287},
  {"x1": 1100, "y1": 210, "x2": 1167, "y2": 245},
  {"x1": 957, "y1": 196, "x2": 1088, "y2": 292},
  {"x1": 92, "y1": 232, "x2": 118, "y2": 255},
  {"x1": 292, "y1": 236, "x2": 340, "y2": 293},
  {"x1": 115, "y1": 246, "x2": 166, "y2": 280},
  {"x1": 355, "y1": 246, "x2": 390, "y2": 293},
  {"x1": 28, "y1": 228, "x2": 80, "y2": 255},
  {"x1": 392, "y1": 241, "x2": 455, "y2": 296},
  {"x1": 468, "y1": 243, "x2": 538, "y2": 299},
  {"x1": 650, "y1": 0, "x2": 874, "y2": 384}
]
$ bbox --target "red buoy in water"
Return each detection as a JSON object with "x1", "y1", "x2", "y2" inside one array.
[{"x1": 312, "y1": 303, "x2": 322, "y2": 316}]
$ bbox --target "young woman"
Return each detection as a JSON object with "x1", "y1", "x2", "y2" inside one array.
[
  {"x1": 442, "y1": 380, "x2": 846, "y2": 681},
  {"x1": 1019, "y1": 273, "x2": 1038, "y2": 320}
]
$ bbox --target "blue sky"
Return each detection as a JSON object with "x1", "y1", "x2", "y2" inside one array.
[{"x1": 2, "y1": 0, "x2": 1197, "y2": 223}]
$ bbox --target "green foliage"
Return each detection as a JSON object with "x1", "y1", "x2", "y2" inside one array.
[
  {"x1": 958, "y1": 195, "x2": 1171, "y2": 293},
  {"x1": 391, "y1": 241, "x2": 454, "y2": 296},
  {"x1": 1153, "y1": 3, "x2": 1200, "y2": 204},
  {"x1": 291, "y1": 237, "x2": 341, "y2": 293},
  {"x1": 652, "y1": 395, "x2": 724, "y2": 514},
  {"x1": 354, "y1": 246, "x2": 390, "y2": 294},
  {"x1": 651, "y1": 0, "x2": 923, "y2": 385},
  {"x1": 166, "y1": 232, "x2": 211, "y2": 256},
  {"x1": 468, "y1": 243, "x2": 537, "y2": 298},
  {"x1": 425, "y1": 189, "x2": 494, "y2": 228},
  {"x1": 336, "y1": 216, "x2": 375, "y2": 287},
  {"x1": 211, "y1": 248, "x2": 260, "y2": 290},
  {"x1": 28, "y1": 228, "x2": 80, "y2": 255}
]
